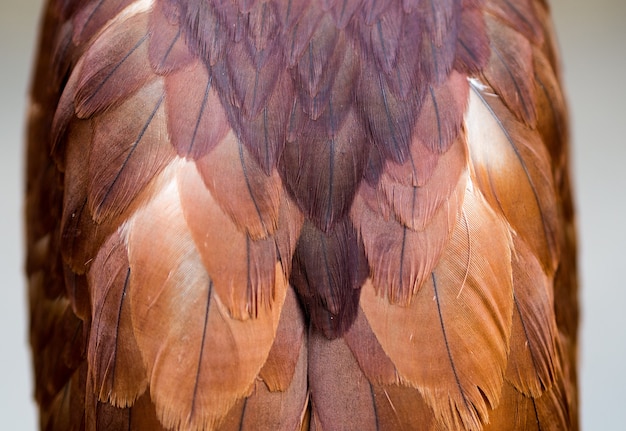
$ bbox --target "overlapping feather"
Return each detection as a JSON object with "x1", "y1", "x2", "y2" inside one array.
[
  {"x1": 125, "y1": 161, "x2": 289, "y2": 429},
  {"x1": 359, "y1": 186, "x2": 514, "y2": 431},
  {"x1": 27, "y1": 1, "x2": 577, "y2": 430}
]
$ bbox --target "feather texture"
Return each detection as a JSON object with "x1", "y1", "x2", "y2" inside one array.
[
  {"x1": 465, "y1": 79, "x2": 559, "y2": 273},
  {"x1": 88, "y1": 78, "x2": 175, "y2": 222},
  {"x1": 359, "y1": 187, "x2": 514, "y2": 431},
  {"x1": 126, "y1": 162, "x2": 288, "y2": 429},
  {"x1": 26, "y1": 1, "x2": 578, "y2": 430},
  {"x1": 87, "y1": 231, "x2": 147, "y2": 407}
]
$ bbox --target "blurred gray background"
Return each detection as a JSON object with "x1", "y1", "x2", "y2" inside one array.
[{"x1": 1, "y1": 0, "x2": 624, "y2": 429}]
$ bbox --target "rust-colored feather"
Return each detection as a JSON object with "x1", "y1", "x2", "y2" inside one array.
[
  {"x1": 126, "y1": 164, "x2": 288, "y2": 429},
  {"x1": 359, "y1": 188, "x2": 514, "y2": 431},
  {"x1": 506, "y1": 236, "x2": 559, "y2": 397},
  {"x1": 88, "y1": 78, "x2": 175, "y2": 222},
  {"x1": 465, "y1": 79, "x2": 559, "y2": 273},
  {"x1": 87, "y1": 231, "x2": 147, "y2": 406},
  {"x1": 27, "y1": 1, "x2": 578, "y2": 430},
  {"x1": 75, "y1": 11, "x2": 153, "y2": 119},
  {"x1": 195, "y1": 131, "x2": 282, "y2": 239},
  {"x1": 164, "y1": 61, "x2": 230, "y2": 159}
]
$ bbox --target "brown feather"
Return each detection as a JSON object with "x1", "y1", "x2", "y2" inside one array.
[
  {"x1": 218, "y1": 35, "x2": 283, "y2": 120},
  {"x1": 258, "y1": 288, "x2": 306, "y2": 392},
  {"x1": 148, "y1": 0, "x2": 195, "y2": 74},
  {"x1": 229, "y1": 68, "x2": 295, "y2": 174},
  {"x1": 454, "y1": 5, "x2": 490, "y2": 75},
  {"x1": 75, "y1": 12, "x2": 153, "y2": 119},
  {"x1": 177, "y1": 160, "x2": 280, "y2": 319},
  {"x1": 343, "y1": 307, "x2": 398, "y2": 385},
  {"x1": 366, "y1": 1, "x2": 403, "y2": 75},
  {"x1": 379, "y1": 133, "x2": 467, "y2": 231},
  {"x1": 482, "y1": 14, "x2": 537, "y2": 126},
  {"x1": 465, "y1": 79, "x2": 559, "y2": 273},
  {"x1": 58, "y1": 119, "x2": 98, "y2": 274},
  {"x1": 506, "y1": 236, "x2": 559, "y2": 397},
  {"x1": 370, "y1": 384, "x2": 435, "y2": 431},
  {"x1": 533, "y1": 48, "x2": 569, "y2": 171},
  {"x1": 356, "y1": 59, "x2": 417, "y2": 164},
  {"x1": 195, "y1": 130, "x2": 282, "y2": 239},
  {"x1": 281, "y1": 108, "x2": 370, "y2": 232},
  {"x1": 126, "y1": 164, "x2": 287, "y2": 429},
  {"x1": 414, "y1": 71, "x2": 468, "y2": 153},
  {"x1": 88, "y1": 78, "x2": 175, "y2": 222},
  {"x1": 415, "y1": 0, "x2": 459, "y2": 85},
  {"x1": 483, "y1": 381, "x2": 569, "y2": 431},
  {"x1": 308, "y1": 331, "x2": 379, "y2": 431},
  {"x1": 352, "y1": 167, "x2": 465, "y2": 304},
  {"x1": 87, "y1": 231, "x2": 147, "y2": 407},
  {"x1": 71, "y1": 0, "x2": 133, "y2": 45},
  {"x1": 484, "y1": 0, "x2": 543, "y2": 45},
  {"x1": 50, "y1": 54, "x2": 82, "y2": 166},
  {"x1": 290, "y1": 218, "x2": 367, "y2": 338},
  {"x1": 164, "y1": 61, "x2": 230, "y2": 159},
  {"x1": 359, "y1": 188, "x2": 514, "y2": 431},
  {"x1": 220, "y1": 330, "x2": 308, "y2": 431},
  {"x1": 293, "y1": 13, "x2": 340, "y2": 107},
  {"x1": 26, "y1": 1, "x2": 578, "y2": 430}
]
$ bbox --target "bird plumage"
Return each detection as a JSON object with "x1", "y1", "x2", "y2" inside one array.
[{"x1": 25, "y1": 0, "x2": 578, "y2": 429}]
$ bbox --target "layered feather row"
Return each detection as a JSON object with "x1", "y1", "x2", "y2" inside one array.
[{"x1": 25, "y1": 0, "x2": 577, "y2": 429}]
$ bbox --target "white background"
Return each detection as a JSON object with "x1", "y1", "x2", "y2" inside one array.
[{"x1": 1, "y1": 1, "x2": 624, "y2": 429}]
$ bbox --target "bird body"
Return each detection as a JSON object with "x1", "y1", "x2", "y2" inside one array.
[{"x1": 25, "y1": 0, "x2": 578, "y2": 430}]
